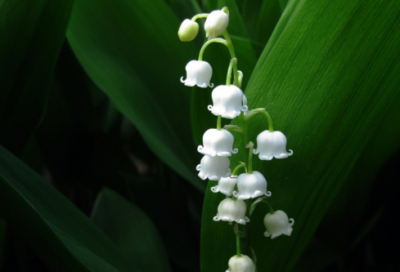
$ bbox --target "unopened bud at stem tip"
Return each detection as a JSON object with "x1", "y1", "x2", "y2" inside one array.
[{"x1": 246, "y1": 141, "x2": 254, "y2": 148}]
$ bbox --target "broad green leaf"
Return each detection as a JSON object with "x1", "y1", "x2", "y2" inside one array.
[
  {"x1": 122, "y1": 174, "x2": 202, "y2": 271},
  {"x1": 248, "y1": 0, "x2": 306, "y2": 87},
  {"x1": 201, "y1": 1, "x2": 400, "y2": 272},
  {"x1": 91, "y1": 188, "x2": 173, "y2": 272},
  {"x1": 67, "y1": 0, "x2": 202, "y2": 190},
  {"x1": 296, "y1": 90, "x2": 400, "y2": 271},
  {"x1": 255, "y1": 0, "x2": 283, "y2": 45},
  {"x1": 0, "y1": 0, "x2": 74, "y2": 155},
  {"x1": 0, "y1": 145, "x2": 131, "y2": 272},
  {"x1": 241, "y1": 0, "x2": 264, "y2": 40}
]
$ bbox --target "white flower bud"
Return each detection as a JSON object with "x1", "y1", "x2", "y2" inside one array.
[
  {"x1": 264, "y1": 210, "x2": 294, "y2": 239},
  {"x1": 211, "y1": 176, "x2": 237, "y2": 196},
  {"x1": 198, "y1": 128, "x2": 238, "y2": 157},
  {"x1": 234, "y1": 171, "x2": 271, "y2": 200},
  {"x1": 178, "y1": 19, "x2": 199, "y2": 42},
  {"x1": 208, "y1": 85, "x2": 248, "y2": 119},
  {"x1": 204, "y1": 10, "x2": 229, "y2": 39},
  {"x1": 226, "y1": 254, "x2": 255, "y2": 272},
  {"x1": 253, "y1": 130, "x2": 293, "y2": 160},
  {"x1": 237, "y1": 70, "x2": 243, "y2": 87},
  {"x1": 213, "y1": 198, "x2": 249, "y2": 225},
  {"x1": 181, "y1": 60, "x2": 214, "y2": 88},
  {"x1": 196, "y1": 155, "x2": 231, "y2": 180}
]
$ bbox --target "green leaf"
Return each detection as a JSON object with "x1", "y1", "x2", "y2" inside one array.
[
  {"x1": 297, "y1": 90, "x2": 400, "y2": 271},
  {"x1": 254, "y1": 0, "x2": 284, "y2": 45},
  {"x1": 0, "y1": 145, "x2": 131, "y2": 272},
  {"x1": 67, "y1": 0, "x2": 202, "y2": 190},
  {"x1": 91, "y1": 188, "x2": 173, "y2": 272},
  {"x1": 201, "y1": 1, "x2": 400, "y2": 271},
  {"x1": 0, "y1": 0, "x2": 74, "y2": 155}
]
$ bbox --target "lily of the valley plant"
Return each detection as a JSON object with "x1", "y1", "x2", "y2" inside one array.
[{"x1": 178, "y1": 7, "x2": 294, "y2": 271}]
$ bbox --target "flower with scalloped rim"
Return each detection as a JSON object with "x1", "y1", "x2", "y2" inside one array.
[
  {"x1": 198, "y1": 128, "x2": 238, "y2": 157},
  {"x1": 181, "y1": 60, "x2": 214, "y2": 88},
  {"x1": 211, "y1": 175, "x2": 237, "y2": 196},
  {"x1": 213, "y1": 198, "x2": 249, "y2": 225},
  {"x1": 196, "y1": 155, "x2": 231, "y2": 180},
  {"x1": 226, "y1": 254, "x2": 255, "y2": 272},
  {"x1": 234, "y1": 171, "x2": 271, "y2": 200},
  {"x1": 253, "y1": 130, "x2": 293, "y2": 160},
  {"x1": 264, "y1": 210, "x2": 294, "y2": 239},
  {"x1": 208, "y1": 85, "x2": 247, "y2": 119}
]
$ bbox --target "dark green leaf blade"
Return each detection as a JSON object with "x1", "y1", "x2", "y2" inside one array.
[
  {"x1": 0, "y1": 145, "x2": 130, "y2": 272},
  {"x1": 91, "y1": 188, "x2": 173, "y2": 272},
  {"x1": 0, "y1": 0, "x2": 74, "y2": 155},
  {"x1": 67, "y1": 0, "x2": 202, "y2": 189},
  {"x1": 201, "y1": 1, "x2": 400, "y2": 271}
]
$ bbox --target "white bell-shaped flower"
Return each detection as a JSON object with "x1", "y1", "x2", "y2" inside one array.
[
  {"x1": 181, "y1": 60, "x2": 214, "y2": 88},
  {"x1": 204, "y1": 10, "x2": 229, "y2": 39},
  {"x1": 253, "y1": 130, "x2": 293, "y2": 160},
  {"x1": 178, "y1": 19, "x2": 199, "y2": 42},
  {"x1": 213, "y1": 198, "x2": 249, "y2": 225},
  {"x1": 211, "y1": 176, "x2": 237, "y2": 196},
  {"x1": 226, "y1": 254, "x2": 255, "y2": 272},
  {"x1": 198, "y1": 128, "x2": 238, "y2": 157},
  {"x1": 196, "y1": 155, "x2": 231, "y2": 180},
  {"x1": 208, "y1": 85, "x2": 248, "y2": 119},
  {"x1": 264, "y1": 210, "x2": 294, "y2": 239},
  {"x1": 233, "y1": 171, "x2": 271, "y2": 200}
]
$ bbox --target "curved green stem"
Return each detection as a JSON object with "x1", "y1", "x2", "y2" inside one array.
[
  {"x1": 245, "y1": 108, "x2": 274, "y2": 132},
  {"x1": 264, "y1": 200, "x2": 275, "y2": 214},
  {"x1": 232, "y1": 163, "x2": 246, "y2": 176},
  {"x1": 222, "y1": 31, "x2": 239, "y2": 85},
  {"x1": 217, "y1": 115, "x2": 221, "y2": 130},
  {"x1": 191, "y1": 13, "x2": 208, "y2": 21},
  {"x1": 224, "y1": 125, "x2": 243, "y2": 134},
  {"x1": 198, "y1": 38, "x2": 227, "y2": 61},
  {"x1": 226, "y1": 58, "x2": 237, "y2": 85},
  {"x1": 239, "y1": 112, "x2": 249, "y2": 167}
]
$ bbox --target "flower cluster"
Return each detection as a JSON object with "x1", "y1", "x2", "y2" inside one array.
[{"x1": 178, "y1": 7, "x2": 295, "y2": 271}]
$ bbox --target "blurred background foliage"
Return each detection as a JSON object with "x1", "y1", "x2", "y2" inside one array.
[{"x1": 0, "y1": 0, "x2": 399, "y2": 271}]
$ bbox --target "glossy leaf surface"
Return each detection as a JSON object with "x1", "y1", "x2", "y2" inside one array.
[
  {"x1": 67, "y1": 0, "x2": 202, "y2": 189},
  {"x1": 0, "y1": 145, "x2": 130, "y2": 272},
  {"x1": 201, "y1": 1, "x2": 400, "y2": 271},
  {"x1": 91, "y1": 188, "x2": 173, "y2": 272}
]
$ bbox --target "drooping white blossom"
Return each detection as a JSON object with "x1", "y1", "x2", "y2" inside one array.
[
  {"x1": 226, "y1": 254, "x2": 255, "y2": 272},
  {"x1": 264, "y1": 210, "x2": 294, "y2": 239},
  {"x1": 181, "y1": 60, "x2": 214, "y2": 88},
  {"x1": 198, "y1": 128, "x2": 238, "y2": 157},
  {"x1": 204, "y1": 10, "x2": 229, "y2": 39},
  {"x1": 178, "y1": 19, "x2": 199, "y2": 42},
  {"x1": 211, "y1": 176, "x2": 237, "y2": 196},
  {"x1": 196, "y1": 155, "x2": 231, "y2": 180},
  {"x1": 253, "y1": 130, "x2": 293, "y2": 160},
  {"x1": 213, "y1": 198, "x2": 249, "y2": 225},
  {"x1": 233, "y1": 171, "x2": 271, "y2": 200},
  {"x1": 208, "y1": 85, "x2": 248, "y2": 119}
]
